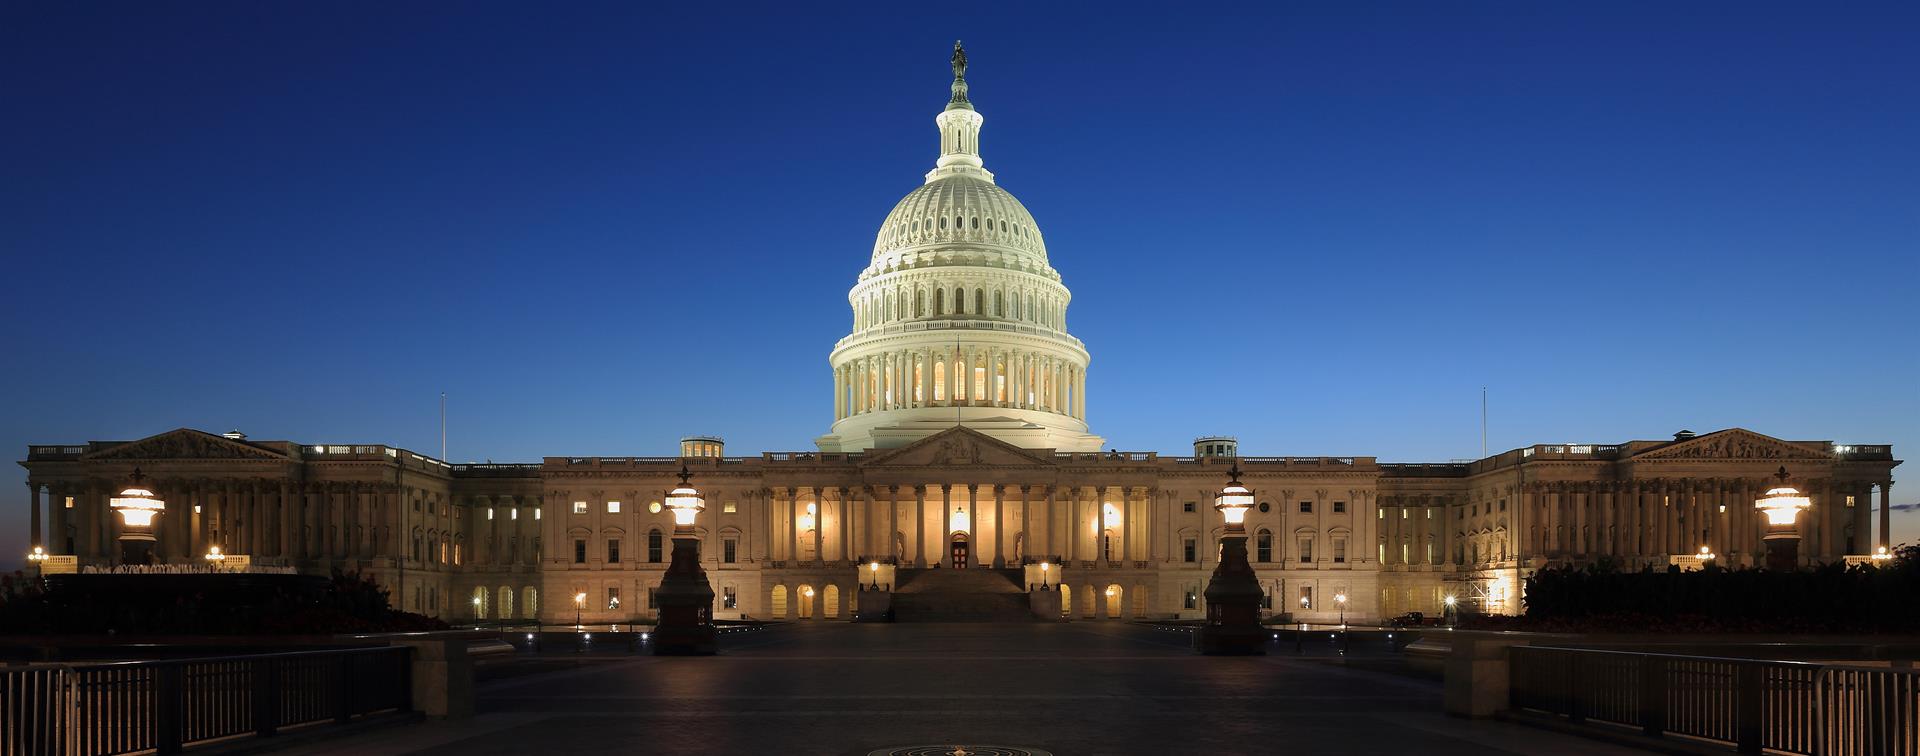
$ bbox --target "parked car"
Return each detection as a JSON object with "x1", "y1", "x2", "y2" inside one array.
[{"x1": 1388, "y1": 611, "x2": 1431, "y2": 627}]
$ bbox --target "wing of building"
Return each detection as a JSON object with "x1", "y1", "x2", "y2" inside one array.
[{"x1": 16, "y1": 48, "x2": 1901, "y2": 625}]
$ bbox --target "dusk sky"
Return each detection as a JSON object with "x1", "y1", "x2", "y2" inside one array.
[{"x1": 3, "y1": 2, "x2": 1915, "y2": 568}]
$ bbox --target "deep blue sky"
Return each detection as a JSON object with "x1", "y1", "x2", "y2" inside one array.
[{"x1": 3, "y1": 2, "x2": 1915, "y2": 566}]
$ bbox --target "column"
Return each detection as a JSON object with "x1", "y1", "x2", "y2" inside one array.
[
  {"x1": 941, "y1": 484, "x2": 954, "y2": 567},
  {"x1": 965, "y1": 484, "x2": 977, "y2": 565},
  {"x1": 993, "y1": 485, "x2": 1006, "y2": 567},
  {"x1": 914, "y1": 485, "x2": 926, "y2": 567},
  {"x1": 1044, "y1": 486, "x2": 1057, "y2": 559},
  {"x1": 1119, "y1": 486, "x2": 1133, "y2": 564},
  {"x1": 889, "y1": 485, "x2": 901, "y2": 561},
  {"x1": 786, "y1": 487, "x2": 799, "y2": 564},
  {"x1": 839, "y1": 486, "x2": 853, "y2": 562},
  {"x1": 1068, "y1": 487, "x2": 1081, "y2": 563},
  {"x1": 1019, "y1": 485, "x2": 1032, "y2": 564},
  {"x1": 1879, "y1": 482, "x2": 1893, "y2": 553},
  {"x1": 27, "y1": 481, "x2": 42, "y2": 550}
]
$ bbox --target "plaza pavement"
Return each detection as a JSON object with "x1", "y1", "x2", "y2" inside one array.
[{"x1": 280, "y1": 623, "x2": 1647, "y2": 755}]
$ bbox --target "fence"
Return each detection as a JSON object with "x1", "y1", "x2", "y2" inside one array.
[
  {"x1": 1511, "y1": 646, "x2": 1919, "y2": 755},
  {"x1": 1, "y1": 646, "x2": 412, "y2": 756}
]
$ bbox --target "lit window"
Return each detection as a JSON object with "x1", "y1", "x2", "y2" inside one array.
[
  {"x1": 512, "y1": 508, "x2": 519, "y2": 519},
  {"x1": 454, "y1": 544, "x2": 461, "y2": 565},
  {"x1": 1846, "y1": 495, "x2": 1856, "y2": 508},
  {"x1": 1401, "y1": 509, "x2": 1408, "y2": 519},
  {"x1": 724, "y1": 502, "x2": 737, "y2": 514},
  {"x1": 486, "y1": 508, "x2": 494, "y2": 520},
  {"x1": 64, "y1": 496, "x2": 74, "y2": 509},
  {"x1": 723, "y1": 586, "x2": 738, "y2": 609},
  {"x1": 533, "y1": 509, "x2": 540, "y2": 520},
  {"x1": 607, "y1": 501, "x2": 622, "y2": 514},
  {"x1": 572, "y1": 501, "x2": 587, "y2": 514}
]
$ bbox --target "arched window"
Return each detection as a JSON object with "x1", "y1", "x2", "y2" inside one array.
[
  {"x1": 935, "y1": 289, "x2": 945, "y2": 315},
  {"x1": 934, "y1": 361, "x2": 947, "y2": 401},
  {"x1": 648, "y1": 529, "x2": 664, "y2": 563},
  {"x1": 994, "y1": 361, "x2": 1007, "y2": 402},
  {"x1": 522, "y1": 587, "x2": 538, "y2": 619},
  {"x1": 497, "y1": 586, "x2": 514, "y2": 619},
  {"x1": 954, "y1": 287, "x2": 965, "y2": 314},
  {"x1": 975, "y1": 288, "x2": 985, "y2": 315},
  {"x1": 970, "y1": 216, "x2": 979, "y2": 230},
  {"x1": 770, "y1": 585, "x2": 789, "y2": 618},
  {"x1": 939, "y1": 216, "x2": 948, "y2": 230},
  {"x1": 913, "y1": 358, "x2": 923, "y2": 403},
  {"x1": 914, "y1": 289, "x2": 923, "y2": 317},
  {"x1": 994, "y1": 290, "x2": 1005, "y2": 317}
]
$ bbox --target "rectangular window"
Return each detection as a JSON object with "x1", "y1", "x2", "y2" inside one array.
[
  {"x1": 608, "y1": 539, "x2": 621, "y2": 563},
  {"x1": 1256, "y1": 534, "x2": 1272, "y2": 563},
  {"x1": 1333, "y1": 501, "x2": 1345, "y2": 513},
  {"x1": 724, "y1": 539, "x2": 738, "y2": 564},
  {"x1": 724, "y1": 501, "x2": 737, "y2": 513},
  {"x1": 722, "y1": 586, "x2": 738, "y2": 609},
  {"x1": 1846, "y1": 495, "x2": 1856, "y2": 508},
  {"x1": 533, "y1": 509, "x2": 540, "y2": 520},
  {"x1": 1499, "y1": 499, "x2": 1507, "y2": 511},
  {"x1": 453, "y1": 544, "x2": 462, "y2": 565},
  {"x1": 1299, "y1": 586, "x2": 1313, "y2": 610},
  {"x1": 647, "y1": 587, "x2": 658, "y2": 610},
  {"x1": 64, "y1": 496, "x2": 74, "y2": 509},
  {"x1": 649, "y1": 532, "x2": 664, "y2": 563},
  {"x1": 573, "y1": 539, "x2": 587, "y2": 564},
  {"x1": 486, "y1": 508, "x2": 494, "y2": 520},
  {"x1": 1183, "y1": 538, "x2": 1197, "y2": 563},
  {"x1": 607, "y1": 587, "x2": 621, "y2": 609},
  {"x1": 1401, "y1": 509, "x2": 1409, "y2": 519},
  {"x1": 572, "y1": 501, "x2": 587, "y2": 514},
  {"x1": 510, "y1": 507, "x2": 519, "y2": 519},
  {"x1": 1426, "y1": 509, "x2": 1433, "y2": 519},
  {"x1": 1183, "y1": 501, "x2": 1196, "y2": 513},
  {"x1": 1298, "y1": 538, "x2": 1313, "y2": 563},
  {"x1": 1183, "y1": 588, "x2": 1198, "y2": 610},
  {"x1": 1377, "y1": 509, "x2": 1384, "y2": 519},
  {"x1": 1299, "y1": 501, "x2": 1313, "y2": 513},
  {"x1": 607, "y1": 501, "x2": 622, "y2": 514},
  {"x1": 1333, "y1": 538, "x2": 1347, "y2": 563},
  {"x1": 439, "y1": 542, "x2": 448, "y2": 563}
]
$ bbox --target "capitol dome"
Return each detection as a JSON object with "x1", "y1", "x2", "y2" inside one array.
[
  {"x1": 871, "y1": 175, "x2": 1049, "y2": 265},
  {"x1": 817, "y1": 43, "x2": 1102, "y2": 454}
]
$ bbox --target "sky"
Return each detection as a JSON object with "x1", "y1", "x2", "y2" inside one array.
[{"x1": 2, "y1": 2, "x2": 1915, "y2": 568}]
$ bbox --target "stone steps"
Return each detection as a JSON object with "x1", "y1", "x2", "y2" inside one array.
[{"x1": 891, "y1": 567, "x2": 1032, "y2": 622}]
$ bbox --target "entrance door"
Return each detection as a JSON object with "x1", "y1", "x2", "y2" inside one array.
[{"x1": 950, "y1": 536, "x2": 970, "y2": 569}]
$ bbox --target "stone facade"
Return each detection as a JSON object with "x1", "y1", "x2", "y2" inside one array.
[{"x1": 16, "y1": 426, "x2": 1900, "y2": 624}]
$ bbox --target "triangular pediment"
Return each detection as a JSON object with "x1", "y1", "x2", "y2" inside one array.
[
  {"x1": 861, "y1": 426, "x2": 1057, "y2": 468},
  {"x1": 1632, "y1": 428, "x2": 1831, "y2": 461},
  {"x1": 84, "y1": 428, "x2": 289, "y2": 462}
]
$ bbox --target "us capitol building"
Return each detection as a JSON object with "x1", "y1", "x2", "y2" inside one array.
[{"x1": 17, "y1": 47, "x2": 1901, "y2": 625}]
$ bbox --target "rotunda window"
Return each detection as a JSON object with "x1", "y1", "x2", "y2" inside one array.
[
  {"x1": 911, "y1": 220, "x2": 918, "y2": 232},
  {"x1": 971, "y1": 217, "x2": 979, "y2": 230},
  {"x1": 939, "y1": 217, "x2": 948, "y2": 230}
]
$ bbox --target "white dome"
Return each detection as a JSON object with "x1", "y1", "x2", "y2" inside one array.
[{"x1": 872, "y1": 176, "x2": 1048, "y2": 263}]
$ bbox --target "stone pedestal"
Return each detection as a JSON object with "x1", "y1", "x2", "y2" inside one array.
[
  {"x1": 1195, "y1": 534, "x2": 1266, "y2": 655},
  {"x1": 1443, "y1": 636, "x2": 1531, "y2": 718},
  {"x1": 855, "y1": 588, "x2": 893, "y2": 622},
  {"x1": 386, "y1": 636, "x2": 475, "y2": 719},
  {"x1": 652, "y1": 535, "x2": 717, "y2": 655},
  {"x1": 1029, "y1": 588, "x2": 1062, "y2": 621}
]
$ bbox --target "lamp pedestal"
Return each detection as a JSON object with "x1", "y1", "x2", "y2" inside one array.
[
  {"x1": 1195, "y1": 534, "x2": 1266, "y2": 655},
  {"x1": 652, "y1": 534, "x2": 717, "y2": 655},
  {"x1": 1762, "y1": 532, "x2": 1801, "y2": 572}
]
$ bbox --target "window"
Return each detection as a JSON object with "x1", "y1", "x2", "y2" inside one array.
[
  {"x1": 1377, "y1": 509, "x2": 1384, "y2": 519},
  {"x1": 512, "y1": 508, "x2": 519, "y2": 519},
  {"x1": 1299, "y1": 501, "x2": 1313, "y2": 514},
  {"x1": 723, "y1": 538, "x2": 738, "y2": 564},
  {"x1": 722, "y1": 586, "x2": 738, "y2": 609},
  {"x1": 1183, "y1": 501, "x2": 1196, "y2": 513},
  {"x1": 1184, "y1": 588, "x2": 1198, "y2": 610},
  {"x1": 440, "y1": 541, "x2": 448, "y2": 563},
  {"x1": 1333, "y1": 538, "x2": 1347, "y2": 563},
  {"x1": 1846, "y1": 495, "x2": 1857, "y2": 508},
  {"x1": 1333, "y1": 501, "x2": 1345, "y2": 513},
  {"x1": 607, "y1": 587, "x2": 621, "y2": 610},
  {"x1": 724, "y1": 502, "x2": 737, "y2": 514},
  {"x1": 1256, "y1": 531, "x2": 1273, "y2": 563},
  {"x1": 453, "y1": 544, "x2": 461, "y2": 565},
  {"x1": 1499, "y1": 499, "x2": 1507, "y2": 511},
  {"x1": 1258, "y1": 502, "x2": 1271, "y2": 513},
  {"x1": 1426, "y1": 509, "x2": 1433, "y2": 519},
  {"x1": 486, "y1": 508, "x2": 494, "y2": 520},
  {"x1": 534, "y1": 508, "x2": 541, "y2": 520},
  {"x1": 1183, "y1": 538, "x2": 1197, "y2": 563},
  {"x1": 1402, "y1": 509, "x2": 1409, "y2": 519},
  {"x1": 607, "y1": 501, "x2": 622, "y2": 514},
  {"x1": 1298, "y1": 537, "x2": 1312, "y2": 563},
  {"x1": 573, "y1": 539, "x2": 586, "y2": 564},
  {"x1": 648, "y1": 530, "x2": 664, "y2": 562},
  {"x1": 64, "y1": 496, "x2": 74, "y2": 509},
  {"x1": 1299, "y1": 586, "x2": 1313, "y2": 610},
  {"x1": 572, "y1": 501, "x2": 587, "y2": 514},
  {"x1": 607, "y1": 539, "x2": 621, "y2": 563}
]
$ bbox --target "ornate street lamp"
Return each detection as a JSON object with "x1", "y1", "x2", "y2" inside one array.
[
  {"x1": 869, "y1": 560, "x2": 882, "y2": 590},
  {"x1": 1196, "y1": 462, "x2": 1265, "y2": 655},
  {"x1": 1754, "y1": 466, "x2": 1812, "y2": 571},
  {"x1": 1443, "y1": 595, "x2": 1457, "y2": 629},
  {"x1": 1335, "y1": 592, "x2": 1348, "y2": 627},
  {"x1": 1871, "y1": 546, "x2": 1893, "y2": 563},
  {"x1": 26, "y1": 545, "x2": 49, "y2": 568},
  {"x1": 573, "y1": 592, "x2": 586, "y2": 629},
  {"x1": 1039, "y1": 561, "x2": 1051, "y2": 590},
  {"x1": 109, "y1": 468, "x2": 165, "y2": 565},
  {"x1": 653, "y1": 465, "x2": 717, "y2": 655},
  {"x1": 204, "y1": 545, "x2": 226, "y2": 566}
]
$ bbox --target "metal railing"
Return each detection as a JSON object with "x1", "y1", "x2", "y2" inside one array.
[
  {"x1": 1, "y1": 646, "x2": 412, "y2": 756},
  {"x1": 1511, "y1": 646, "x2": 1919, "y2": 755}
]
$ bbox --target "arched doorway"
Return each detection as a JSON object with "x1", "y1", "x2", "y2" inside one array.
[
  {"x1": 824, "y1": 585, "x2": 841, "y2": 618},
  {"x1": 950, "y1": 533, "x2": 970, "y2": 569},
  {"x1": 1104, "y1": 584, "x2": 1123, "y2": 618},
  {"x1": 1059, "y1": 584, "x2": 1072, "y2": 619},
  {"x1": 798, "y1": 585, "x2": 816, "y2": 619},
  {"x1": 770, "y1": 585, "x2": 788, "y2": 619}
]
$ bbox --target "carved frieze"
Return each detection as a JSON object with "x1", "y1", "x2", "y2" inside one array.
[{"x1": 85, "y1": 429, "x2": 286, "y2": 461}]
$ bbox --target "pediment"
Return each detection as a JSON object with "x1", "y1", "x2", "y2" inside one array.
[
  {"x1": 861, "y1": 426, "x2": 1057, "y2": 468},
  {"x1": 1632, "y1": 428, "x2": 1831, "y2": 461},
  {"x1": 84, "y1": 428, "x2": 288, "y2": 462}
]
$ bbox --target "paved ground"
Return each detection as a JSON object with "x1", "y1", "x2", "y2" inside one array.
[{"x1": 284, "y1": 623, "x2": 1646, "y2": 756}]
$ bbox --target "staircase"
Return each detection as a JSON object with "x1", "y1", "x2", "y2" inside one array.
[{"x1": 891, "y1": 567, "x2": 1031, "y2": 622}]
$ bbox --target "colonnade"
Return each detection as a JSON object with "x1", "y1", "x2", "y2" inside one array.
[
  {"x1": 832, "y1": 346, "x2": 1085, "y2": 421},
  {"x1": 1512, "y1": 478, "x2": 1886, "y2": 565}
]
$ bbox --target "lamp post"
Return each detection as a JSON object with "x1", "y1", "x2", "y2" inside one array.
[
  {"x1": 574, "y1": 592, "x2": 586, "y2": 629},
  {"x1": 1195, "y1": 462, "x2": 1265, "y2": 655},
  {"x1": 108, "y1": 468, "x2": 166, "y2": 565},
  {"x1": 27, "y1": 545, "x2": 49, "y2": 567},
  {"x1": 1335, "y1": 593, "x2": 1347, "y2": 627},
  {"x1": 869, "y1": 560, "x2": 881, "y2": 590},
  {"x1": 473, "y1": 595, "x2": 483, "y2": 622},
  {"x1": 1754, "y1": 466, "x2": 1812, "y2": 571},
  {"x1": 653, "y1": 465, "x2": 717, "y2": 655},
  {"x1": 1443, "y1": 595, "x2": 1457, "y2": 629},
  {"x1": 1040, "y1": 561, "x2": 1051, "y2": 590}
]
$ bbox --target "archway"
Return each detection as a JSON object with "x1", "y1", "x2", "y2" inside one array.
[
  {"x1": 1104, "y1": 584, "x2": 1123, "y2": 618},
  {"x1": 770, "y1": 585, "x2": 789, "y2": 619},
  {"x1": 798, "y1": 585, "x2": 816, "y2": 619},
  {"x1": 497, "y1": 586, "x2": 514, "y2": 621},
  {"x1": 522, "y1": 587, "x2": 539, "y2": 619},
  {"x1": 950, "y1": 533, "x2": 970, "y2": 569},
  {"x1": 1059, "y1": 584, "x2": 1072, "y2": 619},
  {"x1": 824, "y1": 585, "x2": 841, "y2": 619}
]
